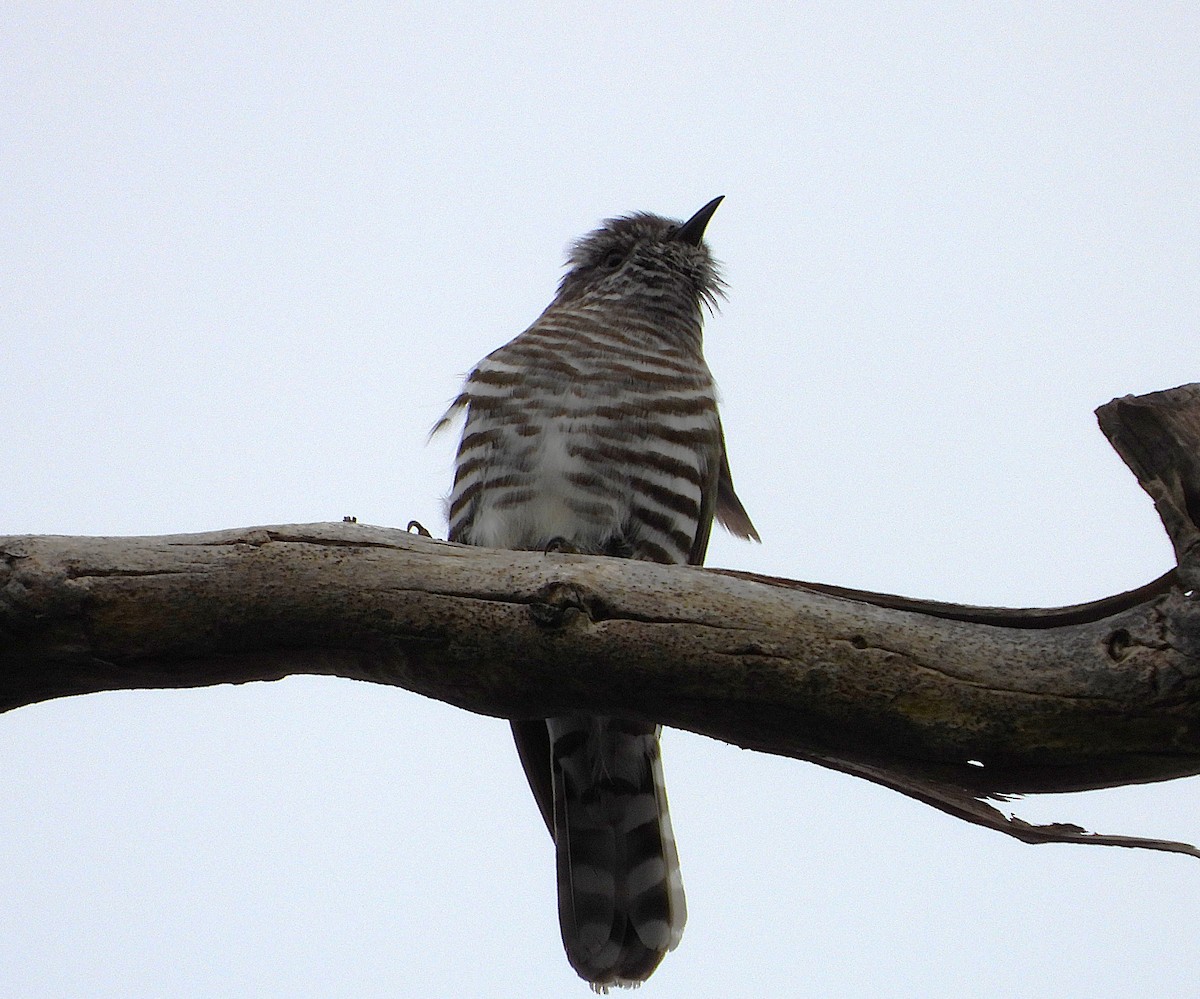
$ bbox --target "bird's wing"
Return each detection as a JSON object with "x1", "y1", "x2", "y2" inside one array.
[
  {"x1": 510, "y1": 718, "x2": 555, "y2": 837},
  {"x1": 715, "y1": 440, "x2": 759, "y2": 541},
  {"x1": 690, "y1": 420, "x2": 758, "y2": 565}
]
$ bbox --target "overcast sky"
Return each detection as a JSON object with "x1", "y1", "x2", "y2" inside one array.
[{"x1": 3, "y1": 5, "x2": 1200, "y2": 997}]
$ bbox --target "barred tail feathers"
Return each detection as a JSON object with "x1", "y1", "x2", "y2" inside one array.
[{"x1": 547, "y1": 715, "x2": 686, "y2": 990}]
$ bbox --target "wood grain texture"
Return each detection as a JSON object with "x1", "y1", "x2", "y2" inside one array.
[{"x1": 3, "y1": 520, "x2": 1199, "y2": 853}]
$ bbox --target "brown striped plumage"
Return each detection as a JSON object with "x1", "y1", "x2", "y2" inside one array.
[{"x1": 435, "y1": 198, "x2": 757, "y2": 990}]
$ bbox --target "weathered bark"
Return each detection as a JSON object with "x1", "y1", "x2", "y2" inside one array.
[
  {"x1": 2, "y1": 384, "x2": 1199, "y2": 857},
  {"x1": 1097, "y1": 384, "x2": 1200, "y2": 590}
]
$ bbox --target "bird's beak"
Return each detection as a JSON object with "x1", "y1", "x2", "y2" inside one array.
[{"x1": 674, "y1": 196, "x2": 724, "y2": 245}]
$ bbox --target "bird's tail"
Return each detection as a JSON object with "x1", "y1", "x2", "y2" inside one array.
[{"x1": 546, "y1": 715, "x2": 687, "y2": 991}]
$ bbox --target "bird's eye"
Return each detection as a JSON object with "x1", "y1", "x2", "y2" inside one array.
[{"x1": 600, "y1": 249, "x2": 625, "y2": 271}]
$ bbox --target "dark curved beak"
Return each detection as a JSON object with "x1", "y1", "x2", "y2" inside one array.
[{"x1": 674, "y1": 196, "x2": 724, "y2": 245}]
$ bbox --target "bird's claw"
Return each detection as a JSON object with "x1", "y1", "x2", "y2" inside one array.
[{"x1": 544, "y1": 537, "x2": 582, "y2": 555}]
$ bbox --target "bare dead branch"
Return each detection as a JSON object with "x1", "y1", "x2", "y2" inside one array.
[
  {"x1": 2, "y1": 384, "x2": 1199, "y2": 858},
  {"x1": 1097, "y1": 384, "x2": 1200, "y2": 590}
]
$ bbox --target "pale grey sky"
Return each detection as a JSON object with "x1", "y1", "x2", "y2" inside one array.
[{"x1": 3, "y1": 5, "x2": 1199, "y2": 997}]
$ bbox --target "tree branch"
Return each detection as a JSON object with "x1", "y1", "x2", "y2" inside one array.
[
  {"x1": 1097, "y1": 383, "x2": 1200, "y2": 590},
  {"x1": 3, "y1": 384, "x2": 1200, "y2": 857}
]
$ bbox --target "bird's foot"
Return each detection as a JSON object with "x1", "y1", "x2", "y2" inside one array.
[{"x1": 544, "y1": 537, "x2": 583, "y2": 555}]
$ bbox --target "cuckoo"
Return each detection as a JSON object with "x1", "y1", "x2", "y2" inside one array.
[{"x1": 435, "y1": 197, "x2": 758, "y2": 989}]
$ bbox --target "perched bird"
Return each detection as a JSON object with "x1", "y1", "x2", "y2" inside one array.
[{"x1": 435, "y1": 197, "x2": 758, "y2": 990}]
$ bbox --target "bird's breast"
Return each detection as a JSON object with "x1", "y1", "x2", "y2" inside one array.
[
  {"x1": 448, "y1": 328, "x2": 721, "y2": 561},
  {"x1": 462, "y1": 411, "x2": 626, "y2": 552}
]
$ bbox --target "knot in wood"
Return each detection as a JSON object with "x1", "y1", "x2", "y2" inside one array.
[{"x1": 529, "y1": 581, "x2": 592, "y2": 630}]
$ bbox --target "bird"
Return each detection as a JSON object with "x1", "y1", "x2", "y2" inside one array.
[{"x1": 434, "y1": 197, "x2": 758, "y2": 990}]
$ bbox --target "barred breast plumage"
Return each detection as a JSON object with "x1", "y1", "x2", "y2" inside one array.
[{"x1": 435, "y1": 197, "x2": 757, "y2": 990}]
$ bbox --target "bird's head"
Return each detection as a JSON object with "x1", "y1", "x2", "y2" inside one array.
[{"x1": 555, "y1": 197, "x2": 726, "y2": 316}]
